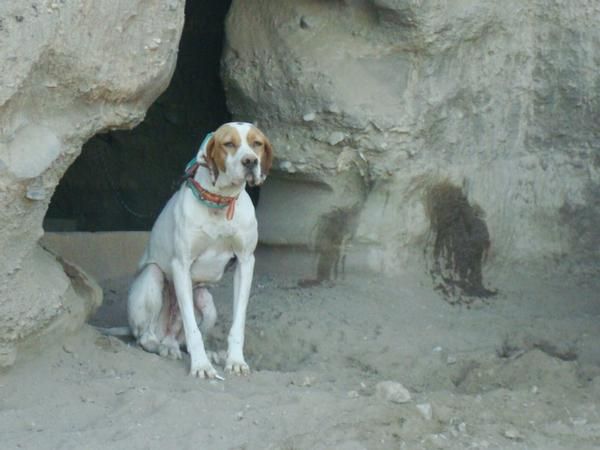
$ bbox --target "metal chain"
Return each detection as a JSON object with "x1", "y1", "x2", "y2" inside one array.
[{"x1": 96, "y1": 147, "x2": 156, "y2": 220}]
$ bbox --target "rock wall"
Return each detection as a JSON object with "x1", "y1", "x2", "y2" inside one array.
[
  {"x1": 222, "y1": 0, "x2": 600, "y2": 277},
  {"x1": 0, "y1": 0, "x2": 184, "y2": 366},
  {"x1": 44, "y1": 0, "x2": 232, "y2": 232}
]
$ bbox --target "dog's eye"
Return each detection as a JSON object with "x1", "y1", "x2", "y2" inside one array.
[
  {"x1": 253, "y1": 141, "x2": 263, "y2": 148},
  {"x1": 223, "y1": 142, "x2": 235, "y2": 149}
]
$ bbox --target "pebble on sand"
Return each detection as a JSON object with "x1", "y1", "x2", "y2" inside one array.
[
  {"x1": 416, "y1": 402, "x2": 433, "y2": 420},
  {"x1": 503, "y1": 427, "x2": 524, "y2": 441},
  {"x1": 375, "y1": 381, "x2": 412, "y2": 404}
]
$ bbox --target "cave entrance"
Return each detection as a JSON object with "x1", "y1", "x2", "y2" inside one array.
[{"x1": 44, "y1": 0, "x2": 233, "y2": 231}]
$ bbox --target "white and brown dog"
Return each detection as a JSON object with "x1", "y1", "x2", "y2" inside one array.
[{"x1": 127, "y1": 122, "x2": 273, "y2": 379}]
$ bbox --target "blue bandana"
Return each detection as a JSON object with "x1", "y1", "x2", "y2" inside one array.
[{"x1": 185, "y1": 132, "x2": 214, "y2": 173}]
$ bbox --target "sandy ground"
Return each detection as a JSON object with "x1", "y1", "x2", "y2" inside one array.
[{"x1": 1, "y1": 246, "x2": 599, "y2": 450}]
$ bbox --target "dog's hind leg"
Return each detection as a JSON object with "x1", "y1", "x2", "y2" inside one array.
[
  {"x1": 128, "y1": 264, "x2": 164, "y2": 354},
  {"x1": 194, "y1": 287, "x2": 217, "y2": 334},
  {"x1": 158, "y1": 281, "x2": 183, "y2": 360}
]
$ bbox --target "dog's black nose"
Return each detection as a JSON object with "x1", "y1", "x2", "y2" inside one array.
[{"x1": 242, "y1": 155, "x2": 258, "y2": 168}]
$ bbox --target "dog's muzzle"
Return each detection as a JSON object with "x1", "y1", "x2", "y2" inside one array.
[{"x1": 242, "y1": 155, "x2": 261, "y2": 186}]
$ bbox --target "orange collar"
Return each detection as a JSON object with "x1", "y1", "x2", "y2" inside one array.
[{"x1": 185, "y1": 177, "x2": 238, "y2": 220}]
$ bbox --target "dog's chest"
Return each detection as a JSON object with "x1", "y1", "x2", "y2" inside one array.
[
  {"x1": 190, "y1": 239, "x2": 234, "y2": 283},
  {"x1": 190, "y1": 246, "x2": 234, "y2": 284},
  {"x1": 188, "y1": 224, "x2": 237, "y2": 283},
  {"x1": 199, "y1": 214, "x2": 238, "y2": 240}
]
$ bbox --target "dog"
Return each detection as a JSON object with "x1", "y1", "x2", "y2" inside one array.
[{"x1": 127, "y1": 122, "x2": 273, "y2": 379}]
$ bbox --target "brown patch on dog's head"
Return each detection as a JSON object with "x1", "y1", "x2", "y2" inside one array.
[
  {"x1": 247, "y1": 126, "x2": 273, "y2": 178},
  {"x1": 205, "y1": 124, "x2": 242, "y2": 176}
]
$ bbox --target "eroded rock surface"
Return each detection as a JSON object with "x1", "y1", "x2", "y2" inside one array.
[
  {"x1": 222, "y1": 0, "x2": 600, "y2": 277},
  {"x1": 0, "y1": 0, "x2": 184, "y2": 366}
]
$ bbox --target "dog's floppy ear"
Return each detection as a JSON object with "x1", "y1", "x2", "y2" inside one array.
[
  {"x1": 203, "y1": 135, "x2": 220, "y2": 184},
  {"x1": 260, "y1": 137, "x2": 273, "y2": 179}
]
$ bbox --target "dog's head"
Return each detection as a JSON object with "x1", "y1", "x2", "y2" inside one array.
[{"x1": 203, "y1": 122, "x2": 273, "y2": 187}]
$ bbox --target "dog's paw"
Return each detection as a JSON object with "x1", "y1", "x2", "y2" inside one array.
[
  {"x1": 225, "y1": 358, "x2": 250, "y2": 376},
  {"x1": 190, "y1": 360, "x2": 220, "y2": 379},
  {"x1": 207, "y1": 350, "x2": 227, "y2": 365},
  {"x1": 158, "y1": 336, "x2": 182, "y2": 360},
  {"x1": 158, "y1": 343, "x2": 182, "y2": 360},
  {"x1": 138, "y1": 332, "x2": 160, "y2": 354}
]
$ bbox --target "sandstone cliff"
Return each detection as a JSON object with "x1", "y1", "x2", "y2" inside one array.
[
  {"x1": 0, "y1": 0, "x2": 184, "y2": 366},
  {"x1": 223, "y1": 0, "x2": 599, "y2": 277}
]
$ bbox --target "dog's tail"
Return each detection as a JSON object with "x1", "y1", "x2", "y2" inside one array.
[{"x1": 95, "y1": 326, "x2": 133, "y2": 337}]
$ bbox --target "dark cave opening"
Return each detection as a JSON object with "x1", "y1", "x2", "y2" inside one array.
[{"x1": 44, "y1": 0, "x2": 233, "y2": 231}]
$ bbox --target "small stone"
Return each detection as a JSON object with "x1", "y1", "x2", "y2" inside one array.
[
  {"x1": 25, "y1": 186, "x2": 46, "y2": 201},
  {"x1": 326, "y1": 103, "x2": 341, "y2": 114},
  {"x1": 416, "y1": 403, "x2": 433, "y2": 420},
  {"x1": 279, "y1": 160, "x2": 296, "y2": 173},
  {"x1": 62, "y1": 344, "x2": 75, "y2": 354},
  {"x1": 375, "y1": 381, "x2": 411, "y2": 404},
  {"x1": 235, "y1": 411, "x2": 244, "y2": 421},
  {"x1": 301, "y1": 375, "x2": 316, "y2": 387},
  {"x1": 327, "y1": 131, "x2": 345, "y2": 146},
  {"x1": 446, "y1": 355, "x2": 457, "y2": 365},
  {"x1": 302, "y1": 112, "x2": 316, "y2": 122},
  {"x1": 503, "y1": 427, "x2": 523, "y2": 441},
  {"x1": 347, "y1": 390, "x2": 360, "y2": 399}
]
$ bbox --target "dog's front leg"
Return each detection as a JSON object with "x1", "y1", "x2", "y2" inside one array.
[
  {"x1": 171, "y1": 259, "x2": 218, "y2": 379},
  {"x1": 226, "y1": 253, "x2": 255, "y2": 375}
]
